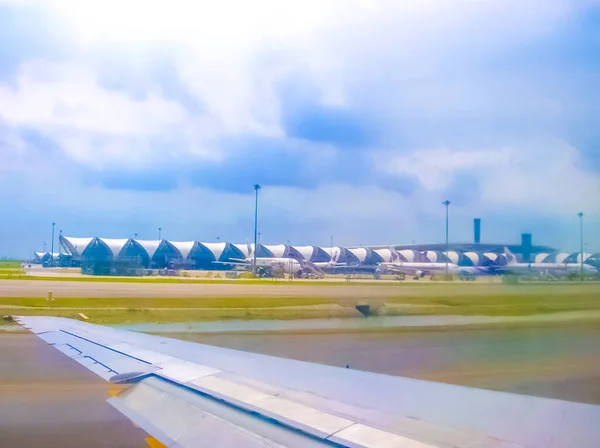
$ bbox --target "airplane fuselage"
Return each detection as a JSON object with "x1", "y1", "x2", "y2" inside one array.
[
  {"x1": 378, "y1": 261, "x2": 462, "y2": 276},
  {"x1": 501, "y1": 262, "x2": 597, "y2": 276}
]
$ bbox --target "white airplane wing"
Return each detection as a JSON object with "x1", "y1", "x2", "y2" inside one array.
[
  {"x1": 15, "y1": 316, "x2": 600, "y2": 448},
  {"x1": 212, "y1": 260, "x2": 249, "y2": 266}
]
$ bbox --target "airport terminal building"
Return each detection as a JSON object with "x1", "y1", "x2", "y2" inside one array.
[{"x1": 34, "y1": 233, "x2": 599, "y2": 274}]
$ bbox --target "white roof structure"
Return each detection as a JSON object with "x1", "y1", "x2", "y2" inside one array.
[
  {"x1": 575, "y1": 252, "x2": 593, "y2": 264},
  {"x1": 348, "y1": 248, "x2": 368, "y2": 263},
  {"x1": 484, "y1": 252, "x2": 498, "y2": 262},
  {"x1": 445, "y1": 251, "x2": 460, "y2": 264},
  {"x1": 234, "y1": 243, "x2": 252, "y2": 258},
  {"x1": 135, "y1": 240, "x2": 162, "y2": 259},
  {"x1": 201, "y1": 242, "x2": 227, "y2": 261},
  {"x1": 292, "y1": 246, "x2": 315, "y2": 260},
  {"x1": 169, "y1": 241, "x2": 196, "y2": 259},
  {"x1": 61, "y1": 236, "x2": 94, "y2": 256},
  {"x1": 424, "y1": 251, "x2": 440, "y2": 262},
  {"x1": 97, "y1": 238, "x2": 129, "y2": 257},
  {"x1": 57, "y1": 235, "x2": 567, "y2": 270},
  {"x1": 464, "y1": 252, "x2": 480, "y2": 265},
  {"x1": 321, "y1": 247, "x2": 341, "y2": 262},
  {"x1": 398, "y1": 249, "x2": 417, "y2": 262},
  {"x1": 373, "y1": 248, "x2": 393, "y2": 262},
  {"x1": 264, "y1": 244, "x2": 287, "y2": 258}
]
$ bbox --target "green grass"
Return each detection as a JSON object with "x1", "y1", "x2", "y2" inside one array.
[
  {"x1": 0, "y1": 259, "x2": 24, "y2": 276},
  {"x1": 0, "y1": 260, "x2": 21, "y2": 268},
  {"x1": 2, "y1": 273, "x2": 599, "y2": 288},
  {"x1": 1, "y1": 279, "x2": 599, "y2": 326},
  {"x1": 0, "y1": 269, "x2": 26, "y2": 276},
  {"x1": 0, "y1": 274, "x2": 358, "y2": 285},
  {"x1": 1, "y1": 283, "x2": 600, "y2": 325},
  {"x1": 0, "y1": 306, "x2": 356, "y2": 325},
  {"x1": 0, "y1": 296, "x2": 330, "y2": 309}
]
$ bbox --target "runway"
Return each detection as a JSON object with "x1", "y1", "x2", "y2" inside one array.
[
  {"x1": 1, "y1": 277, "x2": 484, "y2": 301},
  {"x1": 0, "y1": 278, "x2": 400, "y2": 299}
]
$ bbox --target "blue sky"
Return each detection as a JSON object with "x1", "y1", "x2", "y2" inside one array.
[{"x1": 0, "y1": 0, "x2": 599, "y2": 257}]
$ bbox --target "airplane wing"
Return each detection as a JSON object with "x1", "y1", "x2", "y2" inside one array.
[
  {"x1": 15, "y1": 316, "x2": 600, "y2": 448},
  {"x1": 379, "y1": 264, "x2": 423, "y2": 276},
  {"x1": 212, "y1": 260, "x2": 249, "y2": 266}
]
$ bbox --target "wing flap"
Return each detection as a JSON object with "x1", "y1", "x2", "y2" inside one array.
[{"x1": 109, "y1": 376, "x2": 324, "y2": 448}]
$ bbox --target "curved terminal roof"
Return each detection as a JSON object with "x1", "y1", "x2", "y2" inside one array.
[
  {"x1": 373, "y1": 248, "x2": 392, "y2": 262},
  {"x1": 445, "y1": 251, "x2": 461, "y2": 265},
  {"x1": 564, "y1": 252, "x2": 593, "y2": 264},
  {"x1": 464, "y1": 252, "x2": 480, "y2": 266},
  {"x1": 233, "y1": 243, "x2": 252, "y2": 258},
  {"x1": 169, "y1": 241, "x2": 197, "y2": 260},
  {"x1": 57, "y1": 235, "x2": 572, "y2": 269},
  {"x1": 264, "y1": 244, "x2": 287, "y2": 258},
  {"x1": 321, "y1": 247, "x2": 342, "y2": 262},
  {"x1": 292, "y1": 246, "x2": 314, "y2": 261},
  {"x1": 397, "y1": 249, "x2": 418, "y2": 262},
  {"x1": 348, "y1": 248, "x2": 369, "y2": 263},
  {"x1": 60, "y1": 236, "x2": 94, "y2": 257},
  {"x1": 483, "y1": 252, "x2": 498, "y2": 263},
  {"x1": 424, "y1": 251, "x2": 437, "y2": 262},
  {"x1": 96, "y1": 238, "x2": 130, "y2": 257},
  {"x1": 201, "y1": 242, "x2": 227, "y2": 261},
  {"x1": 424, "y1": 251, "x2": 451, "y2": 263},
  {"x1": 134, "y1": 240, "x2": 162, "y2": 259}
]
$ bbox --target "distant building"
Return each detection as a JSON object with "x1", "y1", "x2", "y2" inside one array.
[{"x1": 54, "y1": 235, "x2": 590, "y2": 273}]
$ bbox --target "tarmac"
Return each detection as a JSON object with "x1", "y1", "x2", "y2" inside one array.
[{"x1": 0, "y1": 333, "x2": 147, "y2": 448}]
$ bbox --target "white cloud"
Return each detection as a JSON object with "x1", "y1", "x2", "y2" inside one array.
[
  {"x1": 381, "y1": 143, "x2": 600, "y2": 215},
  {"x1": 381, "y1": 147, "x2": 515, "y2": 190},
  {"x1": 481, "y1": 143, "x2": 600, "y2": 214},
  {"x1": 0, "y1": 61, "x2": 187, "y2": 135}
]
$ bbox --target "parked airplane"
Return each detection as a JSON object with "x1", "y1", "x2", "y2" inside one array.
[
  {"x1": 500, "y1": 248, "x2": 598, "y2": 278},
  {"x1": 376, "y1": 247, "x2": 470, "y2": 278},
  {"x1": 15, "y1": 316, "x2": 600, "y2": 447},
  {"x1": 216, "y1": 257, "x2": 323, "y2": 278}
]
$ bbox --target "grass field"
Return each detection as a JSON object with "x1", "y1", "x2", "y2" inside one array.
[
  {"x1": 0, "y1": 260, "x2": 25, "y2": 276},
  {"x1": 0, "y1": 260, "x2": 22, "y2": 268},
  {"x1": 2, "y1": 282, "x2": 599, "y2": 325},
  {"x1": 0, "y1": 274, "x2": 375, "y2": 285}
]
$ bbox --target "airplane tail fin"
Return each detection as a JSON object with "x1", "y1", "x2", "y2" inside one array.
[
  {"x1": 389, "y1": 246, "x2": 399, "y2": 262},
  {"x1": 503, "y1": 247, "x2": 517, "y2": 264}
]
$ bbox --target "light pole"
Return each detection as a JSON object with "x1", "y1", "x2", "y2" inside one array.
[
  {"x1": 577, "y1": 212, "x2": 584, "y2": 280},
  {"x1": 158, "y1": 227, "x2": 162, "y2": 240},
  {"x1": 253, "y1": 184, "x2": 261, "y2": 277},
  {"x1": 51, "y1": 222, "x2": 55, "y2": 266},
  {"x1": 442, "y1": 201, "x2": 451, "y2": 278}
]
